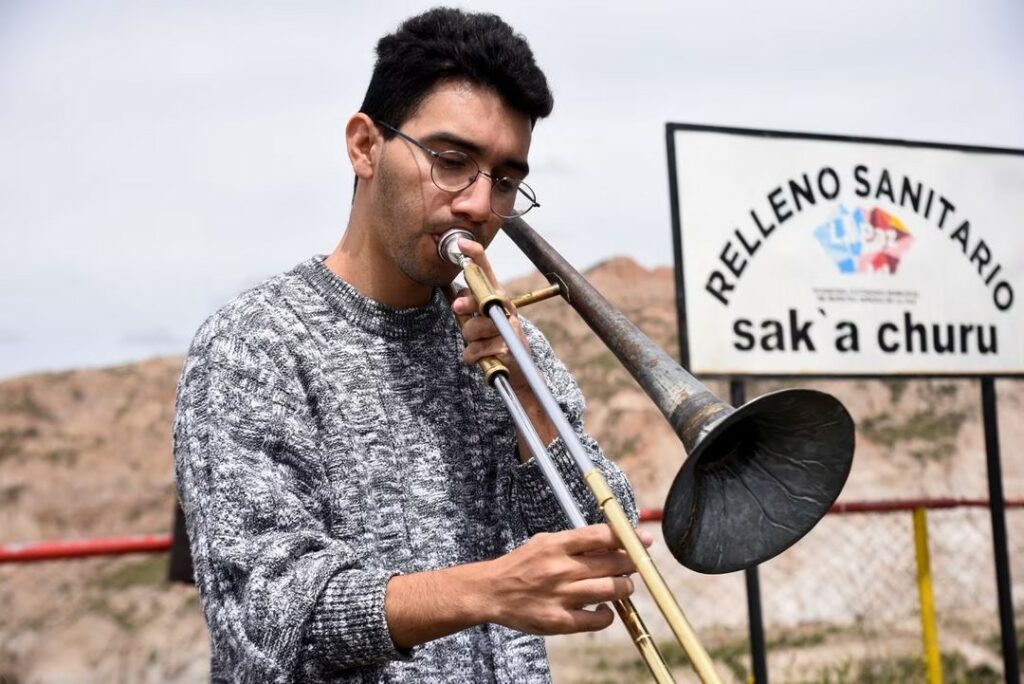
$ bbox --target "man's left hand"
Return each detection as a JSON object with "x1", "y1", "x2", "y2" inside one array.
[{"x1": 449, "y1": 238, "x2": 558, "y2": 453}]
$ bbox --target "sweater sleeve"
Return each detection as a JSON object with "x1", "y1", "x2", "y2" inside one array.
[
  {"x1": 507, "y1": 318, "x2": 639, "y2": 535},
  {"x1": 173, "y1": 324, "x2": 409, "y2": 683}
]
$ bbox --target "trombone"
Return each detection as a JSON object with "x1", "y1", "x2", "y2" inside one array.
[{"x1": 438, "y1": 220, "x2": 855, "y2": 683}]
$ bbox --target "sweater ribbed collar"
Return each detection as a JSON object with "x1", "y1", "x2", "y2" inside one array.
[{"x1": 297, "y1": 256, "x2": 450, "y2": 340}]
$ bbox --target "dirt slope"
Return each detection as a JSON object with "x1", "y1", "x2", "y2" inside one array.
[{"x1": 2, "y1": 257, "x2": 1021, "y2": 683}]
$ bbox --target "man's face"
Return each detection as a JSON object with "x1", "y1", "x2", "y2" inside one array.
[{"x1": 370, "y1": 80, "x2": 533, "y2": 288}]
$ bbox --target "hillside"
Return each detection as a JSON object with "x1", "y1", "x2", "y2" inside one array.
[{"x1": 1, "y1": 257, "x2": 1022, "y2": 683}]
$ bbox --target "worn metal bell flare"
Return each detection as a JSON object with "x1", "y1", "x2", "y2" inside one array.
[
  {"x1": 662, "y1": 388, "x2": 854, "y2": 574},
  {"x1": 501, "y1": 216, "x2": 856, "y2": 575}
]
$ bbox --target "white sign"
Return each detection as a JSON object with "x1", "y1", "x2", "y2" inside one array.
[{"x1": 667, "y1": 125, "x2": 1024, "y2": 376}]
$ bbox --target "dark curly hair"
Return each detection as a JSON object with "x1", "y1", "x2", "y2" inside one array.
[{"x1": 359, "y1": 8, "x2": 554, "y2": 133}]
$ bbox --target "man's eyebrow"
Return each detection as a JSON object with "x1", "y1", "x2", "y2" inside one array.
[{"x1": 421, "y1": 130, "x2": 530, "y2": 176}]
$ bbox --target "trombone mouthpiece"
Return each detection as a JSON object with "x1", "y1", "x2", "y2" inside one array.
[{"x1": 438, "y1": 228, "x2": 476, "y2": 265}]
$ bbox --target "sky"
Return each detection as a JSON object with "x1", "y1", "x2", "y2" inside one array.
[{"x1": 2, "y1": 0, "x2": 1023, "y2": 379}]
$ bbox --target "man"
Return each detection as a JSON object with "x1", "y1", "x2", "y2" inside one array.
[{"x1": 174, "y1": 8, "x2": 642, "y2": 683}]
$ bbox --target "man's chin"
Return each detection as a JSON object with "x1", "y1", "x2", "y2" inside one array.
[
  {"x1": 404, "y1": 260, "x2": 462, "y2": 290},
  {"x1": 428, "y1": 267, "x2": 463, "y2": 289}
]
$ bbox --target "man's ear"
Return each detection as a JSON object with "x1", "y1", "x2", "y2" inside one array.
[{"x1": 346, "y1": 113, "x2": 380, "y2": 181}]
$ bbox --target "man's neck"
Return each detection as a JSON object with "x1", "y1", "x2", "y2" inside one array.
[{"x1": 324, "y1": 221, "x2": 434, "y2": 309}]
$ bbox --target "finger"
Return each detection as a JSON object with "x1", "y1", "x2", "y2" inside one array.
[
  {"x1": 637, "y1": 528, "x2": 654, "y2": 547},
  {"x1": 559, "y1": 524, "x2": 623, "y2": 554},
  {"x1": 552, "y1": 546, "x2": 635, "y2": 581},
  {"x1": 456, "y1": 235, "x2": 483, "y2": 256},
  {"x1": 451, "y1": 288, "x2": 479, "y2": 316},
  {"x1": 557, "y1": 605, "x2": 615, "y2": 634},
  {"x1": 564, "y1": 576, "x2": 635, "y2": 605},
  {"x1": 461, "y1": 312, "x2": 530, "y2": 362},
  {"x1": 460, "y1": 314, "x2": 500, "y2": 343},
  {"x1": 463, "y1": 311, "x2": 526, "y2": 355},
  {"x1": 504, "y1": 309, "x2": 527, "y2": 339},
  {"x1": 458, "y1": 238, "x2": 509, "y2": 303},
  {"x1": 463, "y1": 338, "x2": 510, "y2": 365},
  {"x1": 457, "y1": 238, "x2": 493, "y2": 277},
  {"x1": 573, "y1": 550, "x2": 637, "y2": 579}
]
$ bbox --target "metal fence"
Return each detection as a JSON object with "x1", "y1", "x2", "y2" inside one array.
[{"x1": 733, "y1": 502, "x2": 1021, "y2": 683}]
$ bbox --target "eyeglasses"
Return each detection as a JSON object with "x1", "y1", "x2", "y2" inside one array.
[{"x1": 374, "y1": 120, "x2": 540, "y2": 219}]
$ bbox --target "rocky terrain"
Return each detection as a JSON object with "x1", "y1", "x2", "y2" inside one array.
[{"x1": 1, "y1": 257, "x2": 1021, "y2": 683}]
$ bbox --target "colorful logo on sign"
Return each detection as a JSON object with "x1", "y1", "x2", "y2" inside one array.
[{"x1": 814, "y1": 206, "x2": 913, "y2": 274}]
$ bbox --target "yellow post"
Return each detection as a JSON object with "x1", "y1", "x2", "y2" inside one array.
[{"x1": 913, "y1": 506, "x2": 943, "y2": 684}]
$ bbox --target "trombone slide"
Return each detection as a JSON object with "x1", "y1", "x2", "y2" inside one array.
[
  {"x1": 441, "y1": 230, "x2": 723, "y2": 683},
  {"x1": 447, "y1": 284, "x2": 675, "y2": 682}
]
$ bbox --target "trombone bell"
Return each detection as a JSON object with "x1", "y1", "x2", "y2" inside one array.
[
  {"x1": 662, "y1": 388, "x2": 854, "y2": 574},
  {"x1": 500, "y1": 216, "x2": 855, "y2": 575}
]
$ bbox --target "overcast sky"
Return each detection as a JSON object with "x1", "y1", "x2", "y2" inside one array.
[{"x1": 2, "y1": 0, "x2": 1022, "y2": 379}]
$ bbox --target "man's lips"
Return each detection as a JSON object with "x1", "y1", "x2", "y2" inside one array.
[{"x1": 429, "y1": 229, "x2": 476, "y2": 244}]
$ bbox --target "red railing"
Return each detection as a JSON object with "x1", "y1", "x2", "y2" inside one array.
[
  {"x1": 2, "y1": 499, "x2": 1022, "y2": 564},
  {"x1": 636, "y1": 498, "x2": 1024, "y2": 523},
  {"x1": 0, "y1": 534, "x2": 173, "y2": 563}
]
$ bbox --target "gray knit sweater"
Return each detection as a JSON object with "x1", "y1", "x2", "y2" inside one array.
[{"x1": 173, "y1": 256, "x2": 637, "y2": 683}]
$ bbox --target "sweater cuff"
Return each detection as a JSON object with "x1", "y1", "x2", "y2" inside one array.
[
  {"x1": 307, "y1": 567, "x2": 414, "y2": 669},
  {"x1": 511, "y1": 436, "x2": 600, "y2": 531}
]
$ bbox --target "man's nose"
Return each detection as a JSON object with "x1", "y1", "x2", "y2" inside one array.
[{"x1": 450, "y1": 178, "x2": 492, "y2": 222}]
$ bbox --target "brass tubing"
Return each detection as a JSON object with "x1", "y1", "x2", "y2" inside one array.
[
  {"x1": 463, "y1": 261, "x2": 507, "y2": 313},
  {"x1": 445, "y1": 286, "x2": 509, "y2": 384},
  {"x1": 503, "y1": 217, "x2": 731, "y2": 449},
  {"x1": 502, "y1": 217, "x2": 855, "y2": 575},
  {"x1": 511, "y1": 283, "x2": 562, "y2": 309},
  {"x1": 587, "y1": 471, "x2": 723, "y2": 684},
  {"x1": 612, "y1": 600, "x2": 676, "y2": 683}
]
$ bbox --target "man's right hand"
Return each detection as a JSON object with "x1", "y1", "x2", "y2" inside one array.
[
  {"x1": 477, "y1": 524, "x2": 648, "y2": 635},
  {"x1": 384, "y1": 523, "x2": 650, "y2": 649}
]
